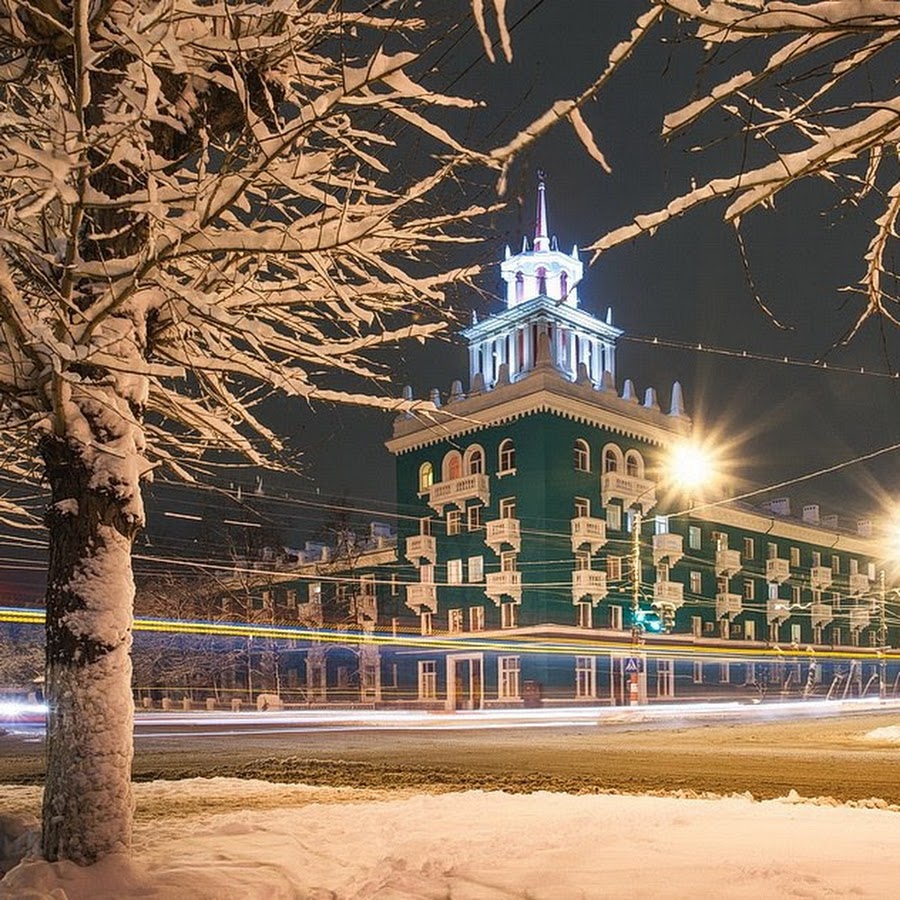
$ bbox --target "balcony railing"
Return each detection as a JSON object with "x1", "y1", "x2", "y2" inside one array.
[
  {"x1": 427, "y1": 473, "x2": 490, "y2": 513},
  {"x1": 653, "y1": 580, "x2": 684, "y2": 608},
  {"x1": 571, "y1": 516, "x2": 607, "y2": 554},
  {"x1": 652, "y1": 532, "x2": 684, "y2": 566},
  {"x1": 572, "y1": 569, "x2": 608, "y2": 605},
  {"x1": 405, "y1": 583, "x2": 437, "y2": 613},
  {"x1": 715, "y1": 592, "x2": 742, "y2": 619},
  {"x1": 485, "y1": 570, "x2": 522, "y2": 605},
  {"x1": 485, "y1": 517, "x2": 521, "y2": 554},
  {"x1": 848, "y1": 573, "x2": 871, "y2": 596},
  {"x1": 766, "y1": 558, "x2": 790, "y2": 584},
  {"x1": 850, "y1": 607, "x2": 870, "y2": 631},
  {"x1": 810, "y1": 566, "x2": 833, "y2": 591},
  {"x1": 715, "y1": 548, "x2": 741, "y2": 577},
  {"x1": 404, "y1": 534, "x2": 436, "y2": 566},
  {"x1": 600, "y1": 471, "x2": 656, "y2": 511},
  {"x1": 811, "y1": 602, "x2": 833, "y2": 627},
  {"x1": 766, "y1": 598, "x2": 790, "y2": 623}
]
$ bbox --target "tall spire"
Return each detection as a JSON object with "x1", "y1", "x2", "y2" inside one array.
[{"x1": 534, "y1": 170, "x2": 549, "y2": 252}]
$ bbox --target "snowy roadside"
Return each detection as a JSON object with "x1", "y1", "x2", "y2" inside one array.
[{"x1": 2, "y1": 773, "x2": 900, "y2": 899}]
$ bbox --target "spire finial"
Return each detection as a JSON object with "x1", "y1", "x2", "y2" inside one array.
[{"x1": 534, "y1": 169, "x2": 549, "y2": 252}]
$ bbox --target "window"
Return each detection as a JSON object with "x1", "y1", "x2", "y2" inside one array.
[
  {"x1": 447, "y1": 510, "x2": 461, "y2": 536},
  {"x1": 832, "y1": 626, "x2": 842, "y2": 646},
  {"x1": 465, "y1": 445, "x2": 485, "y2": 475},
  {"x1": 688, "y1": 526, "x2": 701, "y2": 550},
  {"x1": 515, "y1": 271, "x2": 524, "y2": 302},
  {"x1": 501, "y1": 551, "x2": 517, "y2": 573},
  {"x1": 609, "y1": 605, "x2": 624, "y2": 630},
  {"x1": 603, "y1": 446, "x2": 619, "y2": 473},
  {"x1": 606, "y1": 505, "x2": 622, "y2": 531},
  {"x1": 743, "y1": 579, "x2": 755, "y2": 600},
  {"x1": 625, "y1": 450, "x2": 642, "y2": 478},
  {"x1": 691, "y1": 616, "x2": 702, "y2": 638},
  {"x1": 498, "y1": 656, "x2": 521, "y2": 698},
  {"x1": 418, "y1": 462, "x2": 434, "y2": 492},
  {"x1": 498, "y1": 439, "x2": 516, "y2": 473},
  {"x1": 501, "y1": 602, "x2": 518, "y2": 628},
  {"x1": 467, "y1": 505, "x2": 483, "y2": 531},
  {"x1": 790, "y1": 546, "x2": 800, "y2": 567},
  {"x1": 693, "y1": 661, "x2": 704, "y2": 684},
  {"x1": 743, "y1": 537, "x2": 755, "y2": 560},
  {"x1": 577, "y1": 602, "x2": 592, "y2": 628},
  {"x1": 360, "y1": 574, "x2": 375, "y2": 597},
  {"x1": 712, "y1": 531, "x2": 728, "y2": 551},
  {"x1": 443, "y1": 450, "x2": 462, "y2": 481},
  {"x1": 560, "y1": 271, "x2": 569, "y2": 298},
  {"x1": 468, "y1": 555, "x2": 484, "y2": 582},
  {"x1": 575, "y1": 657, "x2": 596, "y2": 698},
  {"x1": 657, "y1": 659, "x2": 674, "y2": 698},
  {"x1": 420, "y1": 611, "x2": 433, "y2": 635},
  {"x1": 768, "y1": 622, "x2": 779, "y2": 643},
  {"x1": 499, "y1": 497, "x2": 517, "y2": 519},
  {"x1": 308, "y1": 582, "x2": 322, "y2": 603},
  {"x1": 448, "y1": 608, "x2": 463, "y2": 634},
  {"x1": 469, "y1": 606, "x2": 485, "y2": 631},
  {"x1": 419, "y1": 517, "x2": 432, "y2": 536},
  {"x1": 720, "y1": 663, "x2": 730, "y2": 684},
  {"x1": 655, "y1": 515, "x2": 669, "y2": 535},
  {"x1": 574, "y1": 497, "x2": 590, "y2": 518},
  {"x1": 767, "y1": 542, "x2": 778, "y2": 560},
  {"x1": 791, "y1": 623, "x2": 802, "y2": 644},
  {"x1": 418, "y1": 661, "x2": 437, "y2": 699},
  {"x1": 850, "y1": 558, "x2": 859, "y2": 576},
  {"x1": 447, "y1": 559, "x2": 462, "y2": 585},
  {"x1": 537, "y1": 266, "x2": 547, "y2": 294},
  {"x1": 607, "y1": 556, "x2": 622, "y2": 581},
  {"x1": 690, "y1": 571, "x2": 702, "y2": 594},
  {"x1": 573, "y1": 439, "x2": 590, "y2": 472},
  {"x1": 812, "y1": 550, "x2": 821, "y2": 567},
  {"x1": 285, "y1": 589, "x2": 297, "y2": 609},
  {"x1": 744, "y1": 620, "x2": 756, "y2": 641},
  {"x1": 831, "y1": 554, "x2": 841, "y2": 574},
  {"x1": 768, "y1": 582, "x2": 779, "y2": 601},
  {"x1": 575, "y1": 550, "x2": 591, "y2": 571},
  {"x1": 792, "y1": 585, "x2": 802, "y2": 604}
]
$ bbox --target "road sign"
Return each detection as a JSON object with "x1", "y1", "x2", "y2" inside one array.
[{"x1": 624, "y1": 657, "x2": 641, "y2": 674}]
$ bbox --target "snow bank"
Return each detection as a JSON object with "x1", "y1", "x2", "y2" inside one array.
[{"x1": 2, "y1": 778, "x2": 900, "y2": 898}]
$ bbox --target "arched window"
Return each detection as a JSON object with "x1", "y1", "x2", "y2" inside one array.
[
  {"x1": 603, "y1": 446, "x2": 620, "y2": 474},
  {"x1": 573, "y1": 439, "x2": 590, "y2": 472},
  {"x1": 443, "y1": 450, "x2": 462, "y2": 481},
  {"x1": 418, "y1": 462, "x2": 434, "y2": 492},
  {"x1": 465, "y1": 445, "x2": 485, "y2": 475},
  {"x1": 560, "y1": 271, "x2": 568, "y2": 299},
  {"x1": 498, "y1": 438, "x2": 516, "y2": 473},
  {"x1": 515, "y1": 271, "x2": 524, "y2": 303},
  {"x1": 625, "y1": 450, "x2": 644, "y2": 478},
  {"x1": 537, "y1": 267, "x2": 547, "y2": 295}
]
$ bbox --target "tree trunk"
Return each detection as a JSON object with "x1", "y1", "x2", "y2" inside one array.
[{"x1": 41, "y1": 436, "x2": 139, "y2": 865}]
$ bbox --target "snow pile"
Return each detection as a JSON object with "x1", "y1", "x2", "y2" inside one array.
[
  {"x1": 862, "y1": 725, "x2": 900, "y2": 744},
  {"x1": 2, "y1": 778, "x2": 900, "y2": 898}
]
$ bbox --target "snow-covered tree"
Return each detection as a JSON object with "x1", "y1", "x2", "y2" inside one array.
[
  {"x1": 0, "y1": 0, "x2": 503, "y2": 864},
  {"x1": 585, "y1": 1, "x2": 900, "y2": 338}
]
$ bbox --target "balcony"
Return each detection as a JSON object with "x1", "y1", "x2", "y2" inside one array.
[
  {"x1": 296, "y1": 601, "x2": 324, "y2": 628},
  {"x1": 766, "y1": 558, "x2": 790, "y2": 584},
  {"x1": 351, "y1": 594, "x2": 377, "y2": 623},
  {"x1": 653, "y1": 580, "x2": 684, "y2": 608},
  {"x1": 572, "y1": 569, "x2": 608, "y2": 606},
  {"x1": 850, "y1": 607, "x2": 870, "y2": 631},
  {"x1": 811, "y1": 602, "x2": 833, "y2": 628},
  {"x1": 427, "y1": 473, "x2": 490, "y2": 513},
  {"x1": 571, "y1": 516, "x2": 607, "y2": 554},
  {"x1": 848, "y1": 573, "x2": 871, "y2": 596},
  {"x1": 601, "y1": 471, "x2": 656, "y2": 512},
  {"x1": 485, "y1": 517, "x2": 521, "y2": 554},
  {"x1": 652, "y1": 532, "x2": 683, "y2": 566},
  {"x1": 404, "y1": 533, "x2": 436, "y2": 566},
  {"x1": 766, "y1": 598, "x2": 790, "y2": 624},
  {"x1": 405, "y1": 583, "x2": 437, "y2": 613},
  {"x1": 715, "y1": 548, "x2": 741, "y2": 578},
  {"x1": 485, "y1": 570, "x2": 522, "y2": 605},
  {"x1": 715, "y1": 592, "x2": 742, "y2": 619},
  {"x1": 810, "y1": 566, "x2": 833, "y2": 591}
]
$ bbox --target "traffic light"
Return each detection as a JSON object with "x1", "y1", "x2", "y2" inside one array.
[
  {"x1": 651, "y1": 602, "x2": 676, "y2": 631},
  {"x1": 633, "y1": 606, "x2": 663, "y2": 633}
]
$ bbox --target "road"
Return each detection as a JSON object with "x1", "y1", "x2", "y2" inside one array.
[{"x1": 2, "y1": 700, "x2": 900, "y2": 802}]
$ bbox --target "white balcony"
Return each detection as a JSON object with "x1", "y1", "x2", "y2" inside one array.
[
  {"x1": 572, "y1": 569, "x2": 608, "y2": 606},
  {"x1": 811, "y1": 602, "x2": 833, "y2": 628},
  {"x1": 571, "y1": 516, "x2": 607, "y2": 554},
  {"x1": 405, "y1": 583, "x2": 437, "y2": 613},
  {"x1": 850, "y1": 607, "x2": 870, "y2": 631},
  {"x1": 485, "y1": 517, "x2": 521, "y2": 554},
  {"x1": 427, "y1": 473, "x2": 490, "y2": 513},
  {"x1": 485, "y1": 570, "x2": 522, "y2": 605},
  {"x1": 810, "y1": 566, "x2": 833, "y2": 591},
  {"x1": 716, "y1": 592, "x2": 742, "y2": 619},
  {"x1": 715, "y1": 548, "x2": 741, "y2": 578},
  {"x1": 848, "y1": 573, "x2": 871, "y2": 596},
  {"x1": 766, "y1": 598, "x2": 790, "y2": 624},
  {"x1": 601, "y1": 471, "x2": 656, "y2": 512},
  {"x1": 404, "y1": 534, "x2": 436, "y2": 566},
  {"x1": 653, "y1": 580, "x2": 684, "y2": 608},
  {"x1": 766, "y1": 558, "x2": 790, "y2": 584},
  {"x1": 652, "y1": 532, "x2": 683, "y2": 566}
]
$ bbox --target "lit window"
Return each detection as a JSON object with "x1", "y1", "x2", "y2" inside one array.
[
  {"x1": 447, "y1": 559, "x2": 463, "y2": 585},
  {"x1": 498, "y1": 656, "x2": 521, "y2": 698},
  {"x1": 498, "y1": 438, "x2": 516, "y2": 473},
  {"x1": 688, "y1": 526, "x2": 701, "y2": 550},
  {"x1": 573, "y1": 439, "x2": 590, "y2": 472},
  {"x1": 468, "y1": 555, "x2": 484, "y2": 582},
  {"x1": 418, "y1": 462, "x2": 434, "y2": 492},
  {"x1": 443, "y1": 450, "x2": 462, "y2": 481}
]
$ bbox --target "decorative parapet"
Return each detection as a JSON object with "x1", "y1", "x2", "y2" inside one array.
[
  {"x1": 848, "y1": 573, "x2": 871, "y2": 596},
  {"x1": 715, "y1": 549, "x2": 741, "y2": 578},
  {"x1": 427, "y1": 474, "x2": 490, "y2": 514},
  {"x1": 405, "y1": 583, "x2": 437, "y2": 613},
  {"x1": 571, "y1": 516, "x2": 607, "y2": 554},
  {"x1": 810, "y1": 566, "x2": 833, "y2": 591},
  {"x1": 653, "y1": 580, "x2": 684, "y2": 608},
  {"x1": 653, "y1": 532, "x2": 683, "y2": 566},
  {"x1": 767, "y1": 597, "x2": 790, "y2": 624},
  {"x1": 715, "y1": 592, "x2": 742, "y2": 619},
  {"x1": 572, "y1": 569, "x2": 608, "y2": 606},
  {"x1": 850, "y1": 606, "x2": 870, "y2": 631},
  {"x1": 766, "y1": 558, "x2": 790, "y2": 584},
  {"x1": 405, "y1": 534, "x2": 436, "y2": 566},
  {"x1": 485, "y1": 570, "x2": 522, "y2": 605},
  {"x1": 485, "y1": 518, "x2": 521, "y2": 554},
  {"x1": 811, "y1": 602, "x2": 833, "y2": 627},
  {"x1": 600, "y1": 471, "x2": 656, "y2": 511}
]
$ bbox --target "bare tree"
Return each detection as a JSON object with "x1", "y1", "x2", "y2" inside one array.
[{"x1": 0, "y1": 0, "x2": 506, "y2": 864}]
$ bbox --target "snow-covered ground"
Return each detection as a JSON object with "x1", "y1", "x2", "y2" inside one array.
[{"x1": 3, "y1": 724, "x2": 900, "y2": 898}]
